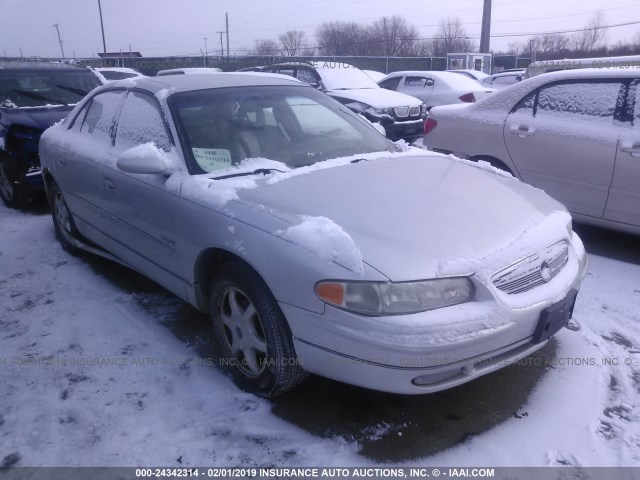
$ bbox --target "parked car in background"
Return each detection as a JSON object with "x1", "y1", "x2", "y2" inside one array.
[
  {"x1": 424, "y1": 68, "x2": 640, "y2": 236},
  {"x1": 0, "y1": 61, "x2": 102, "y2": 208},
  {"x1": 378, "y1": 71, "x2": 494, "y2": 110},
  {"x1": 39, "y1": 73, "x2": 588, "y2": 398},
  {"x1": 157, "y1": 67, "x2": 223, "y2": 76},
  {"x1": 95, "y1": 67, "x2": 144, "y2": 82},
  {"x1": 448, "y1": 69, "x2": 489, "y2": 81},
  {"x1": 480, "y1": 70, "x2": 525, "y2": 90},
  {"x1": 525, "y1": 54, "x2": 640, "y2": 78},
  {"x1": 262, "y1": 62, "x2": 426, "y2": 141},
  {"x1": 362, "y1": 69, "x2": 386, "y2": 82}
]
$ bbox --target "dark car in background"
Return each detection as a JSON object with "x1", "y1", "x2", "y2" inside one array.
[{"x1": 0, "y1": 61, "x2": 102, "y2": 208}]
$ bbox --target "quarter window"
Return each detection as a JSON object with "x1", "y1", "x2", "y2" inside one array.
[{"x1": 80, "y1": 90, "x2": 125, "y2": 144}]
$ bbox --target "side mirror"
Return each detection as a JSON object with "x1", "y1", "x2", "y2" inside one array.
[{"x1": 116, "y1": 146, "x2": 167, "y2": 174}]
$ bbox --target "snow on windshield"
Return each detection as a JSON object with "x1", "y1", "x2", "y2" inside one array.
[{"x1": 314, "y1": 63, "x2": 379, "y2": 91}]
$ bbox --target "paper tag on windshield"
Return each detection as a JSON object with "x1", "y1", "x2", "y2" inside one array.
[{"x1": 192, "y1": 148, "x2": 232, "y2": 172}]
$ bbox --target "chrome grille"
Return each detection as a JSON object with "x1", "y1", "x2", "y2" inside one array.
[
  {"x1": 409, "y1": 106, "x2": 421, "y2": 117},
  {"x1": 492, "y1": 241, "x2": 569, "y2": 295},
  {"x1": 394, "y1": 106, "x2": 409, "y2": 118}
]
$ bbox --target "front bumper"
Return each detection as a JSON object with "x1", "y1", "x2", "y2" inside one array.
[{"x1": 282, "y1": 233, "x2": 589, "y2": 394}]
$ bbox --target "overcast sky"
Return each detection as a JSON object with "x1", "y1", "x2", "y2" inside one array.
[{"x1": 1, "y1": 0, "x2": 639, "y2": 58}]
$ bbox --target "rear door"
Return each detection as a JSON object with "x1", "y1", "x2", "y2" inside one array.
[
  {"x1": 54, "y1": 89, "x2": 125, "y2": 242},
  {"x1": 503, "y1": 79, "x2": 623, "y2": 218},
  {"x1": 604, "y1": 79, "x2": 640, "y2": 227}
]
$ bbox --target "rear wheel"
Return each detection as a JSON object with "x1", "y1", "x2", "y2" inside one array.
[
  {"x1": 49, "y1": 181, "x2": 79, "y2": 254},
  {"x1": 210, "y1": 261, "x2": 307, "y2": 397},
  {"x1": 0, "y1": 159, "x2": 31, "y2": 209}
]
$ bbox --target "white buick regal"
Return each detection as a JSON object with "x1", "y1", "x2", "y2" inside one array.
[{"x1": 39, "y1": 73, "x2": 588, "y2": 397}]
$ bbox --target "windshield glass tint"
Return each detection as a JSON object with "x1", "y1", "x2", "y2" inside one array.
[
  {"x1": 0, "y1": 69, "x2": 101, "y2": 108},
  {"x1": 171, "y1": 85, "x2": 394, "y2": 174}
]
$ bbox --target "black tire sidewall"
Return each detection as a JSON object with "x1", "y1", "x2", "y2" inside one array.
[
  {"x1": 49, "y1": 181, "x2": 78, "y2": 253},
  {"x1": 210, "y1": 262, "x2": 303, "y2": 397}
]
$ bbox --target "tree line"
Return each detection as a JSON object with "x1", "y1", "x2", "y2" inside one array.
[{"x1": 252, "y1": 13, "x2": 640, "y2": 60}]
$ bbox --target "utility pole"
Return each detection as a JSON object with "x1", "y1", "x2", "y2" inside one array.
[
  {"x1": 53, "y1": 23, "x2": 65, "y2": 58},
  {"x1": 19, "y1": 48, "x2": 23, "y2": 58},
  {"x1": 203, "y1": 37, "x2": 208, "y2": 57},
  {"x1": 479, "y1": 0, "x2": 492, "y2": 53},
  {"x1": 217, "y1": 31, "x2": 224, "y2": 56},
  {"x1": 225, "y1": 12, "x2": 230, "y2": 56},
  {"x1": 97, "y1": 0, "x2": 107, "y2": 55}
]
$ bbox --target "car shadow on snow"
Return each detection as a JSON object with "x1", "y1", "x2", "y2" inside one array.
[
  {"x1": 574, "y1": 223, "x2": 640, "y2": 266},
  {"x1": 270, "y1": 342, "x2": 556, "y2": 462},
  {"x1": 81, "y1": 248, "x2": 558, "y2": 463}
]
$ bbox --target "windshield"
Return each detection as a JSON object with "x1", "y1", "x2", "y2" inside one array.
[
  {"x1": 0, "y1": 69, "x2": 101, "y2": 108},
  {"x1": 170, "y1": 85, "x2": 395, "y2": 175},
  {"x1": 316, "y1": 65, "x2": 380, "y2": 91}
]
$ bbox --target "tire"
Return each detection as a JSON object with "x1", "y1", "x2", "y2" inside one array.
[
  {"x1": 210, "y1": 261, "x2": 307, "y2": 398},
  {"x1": 49, "y1": 181, "x2": 79, "y2": 254},
  {"x1": 0, "y1": 159, "x2": 31, "y2": 209}
]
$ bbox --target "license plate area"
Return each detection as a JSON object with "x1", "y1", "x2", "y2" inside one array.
[{"x1": 533, "y1": 289, "x2": 578, "y2": 344}]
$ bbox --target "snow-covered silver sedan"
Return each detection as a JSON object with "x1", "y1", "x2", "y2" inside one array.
[{"x1": 39, "y1": 74, "x2": 588, "y2": 398}]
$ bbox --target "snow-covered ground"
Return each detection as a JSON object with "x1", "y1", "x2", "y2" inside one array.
[{"x1": 1, "y1": 203, "x2": 639, "y2": 467}]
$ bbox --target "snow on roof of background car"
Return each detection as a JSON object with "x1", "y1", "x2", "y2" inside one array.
[
  {"x1": 432, "y1": 67, "x2": 640, "y2": 116},
  {"x1": 382, "y1": 70, "x2": 491, "y2": 91}
]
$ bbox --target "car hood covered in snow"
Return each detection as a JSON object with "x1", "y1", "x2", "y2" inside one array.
[
  {"x1": 327, "y1": 87, "x2": 423, "y2": 109},
  {"x1": 236, "y1": 154, "x2": 565, "y2": 281}
]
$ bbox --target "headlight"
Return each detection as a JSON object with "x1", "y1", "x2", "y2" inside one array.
[
  {"x1": 316, "y1": 278, "x2": 473, "y2": 316},
  {"x1": 367, "y1": 106, "x2": 393, "y2": 116}
]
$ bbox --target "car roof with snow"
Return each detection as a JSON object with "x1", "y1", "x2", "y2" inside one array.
[
  {"x1": 444, "y1": 67, "x2": 640, "y2": 111},
  {"x1": 382, "y1": 70, "x2": 490, "y2": 89},
  {"x1": 104, "y1": 72, "x2": 306, "y2": 95},
  {"x1": 0, "y1": 61, "x2": 90, "y2": 71}
]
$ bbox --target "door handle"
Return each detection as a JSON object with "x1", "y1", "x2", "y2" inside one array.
[
  {"x1": 619, "y1": 142, "x2": 640, "y2": 157},
  {"x1": 509, "y1": 124, "x2": 534, "y2": 138},
  {"x1": 102, "y1": 177, "x2": 116, "y2": 192}
]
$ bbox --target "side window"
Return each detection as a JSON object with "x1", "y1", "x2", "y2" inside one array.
[
  {"x1": 404, "y1": 76, "x2": 432, "y2": 88},
  {"x1": 536, "y1": 81, "x2": 622, "y2": 123},
  {"x1": 493, "y1": 75, "x2": 518, "y2": 86},
  {"x1": 69, "y1": 101, "x2": 92, "y2": 133},
  {"x1": 80, "y1": 90, "x2": 125, "y2": 144},
  {"x1": 511, "y1": 91, "x2": 536, "y2": 115},
  {"x1": 296, "y1": 68, "x2": 319, "y2": 85},
  {"x1": 115, "y1": 91, "x2": 171, "y2": 151},
  {"x1": 379, "y1": 76, "x2": 401, "y2": 91}
]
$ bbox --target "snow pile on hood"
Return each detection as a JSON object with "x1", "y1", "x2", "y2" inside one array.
[{"x1": 277, "y1": 216, "x2": 364, "y2": 274}]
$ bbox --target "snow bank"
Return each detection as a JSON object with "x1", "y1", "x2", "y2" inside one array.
[{"x1": 276, "y1": 216, "x2": 364, "y2": 274}]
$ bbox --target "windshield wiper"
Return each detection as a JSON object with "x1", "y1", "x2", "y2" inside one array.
[
  {"x1": 55, "y1": 84, "x2": 89, "y2": 97},
  {"x1": 211, "y1": 168, "x2": 286, "y2": 180},
  {"x1": 11, "y1": 89, "x2": 68, "y2": 106}
]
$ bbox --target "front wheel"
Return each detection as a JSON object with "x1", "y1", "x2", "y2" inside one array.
[{"x1": 210, "y1": 261, "x2": 307, "y2": 397}]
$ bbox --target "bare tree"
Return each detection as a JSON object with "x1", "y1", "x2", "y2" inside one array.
[
  {"x1": 279, "y1": 30, "x2": 306, "y2": 56},
  {"x1": 572, "y1": 12, "x2": 607, "y2": 54},
  {"x1": 536, "y1": 33, "x2": 570, "y2": 58},
  {"x1": 430, "y1": 17, "x2": 475, "y2": 57},
  {"x1": 507, "y1": 41, "x2": 525, "y2": 56},
  {"x1": 316, "y1": 21, "x2": 369, "y2": 56},
  {"x1": 253, "y1": 39, "x2": 280, "y2": 56},
  {"x1": 368, "y1": 15, "x2": 421, "y2": 56}
]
